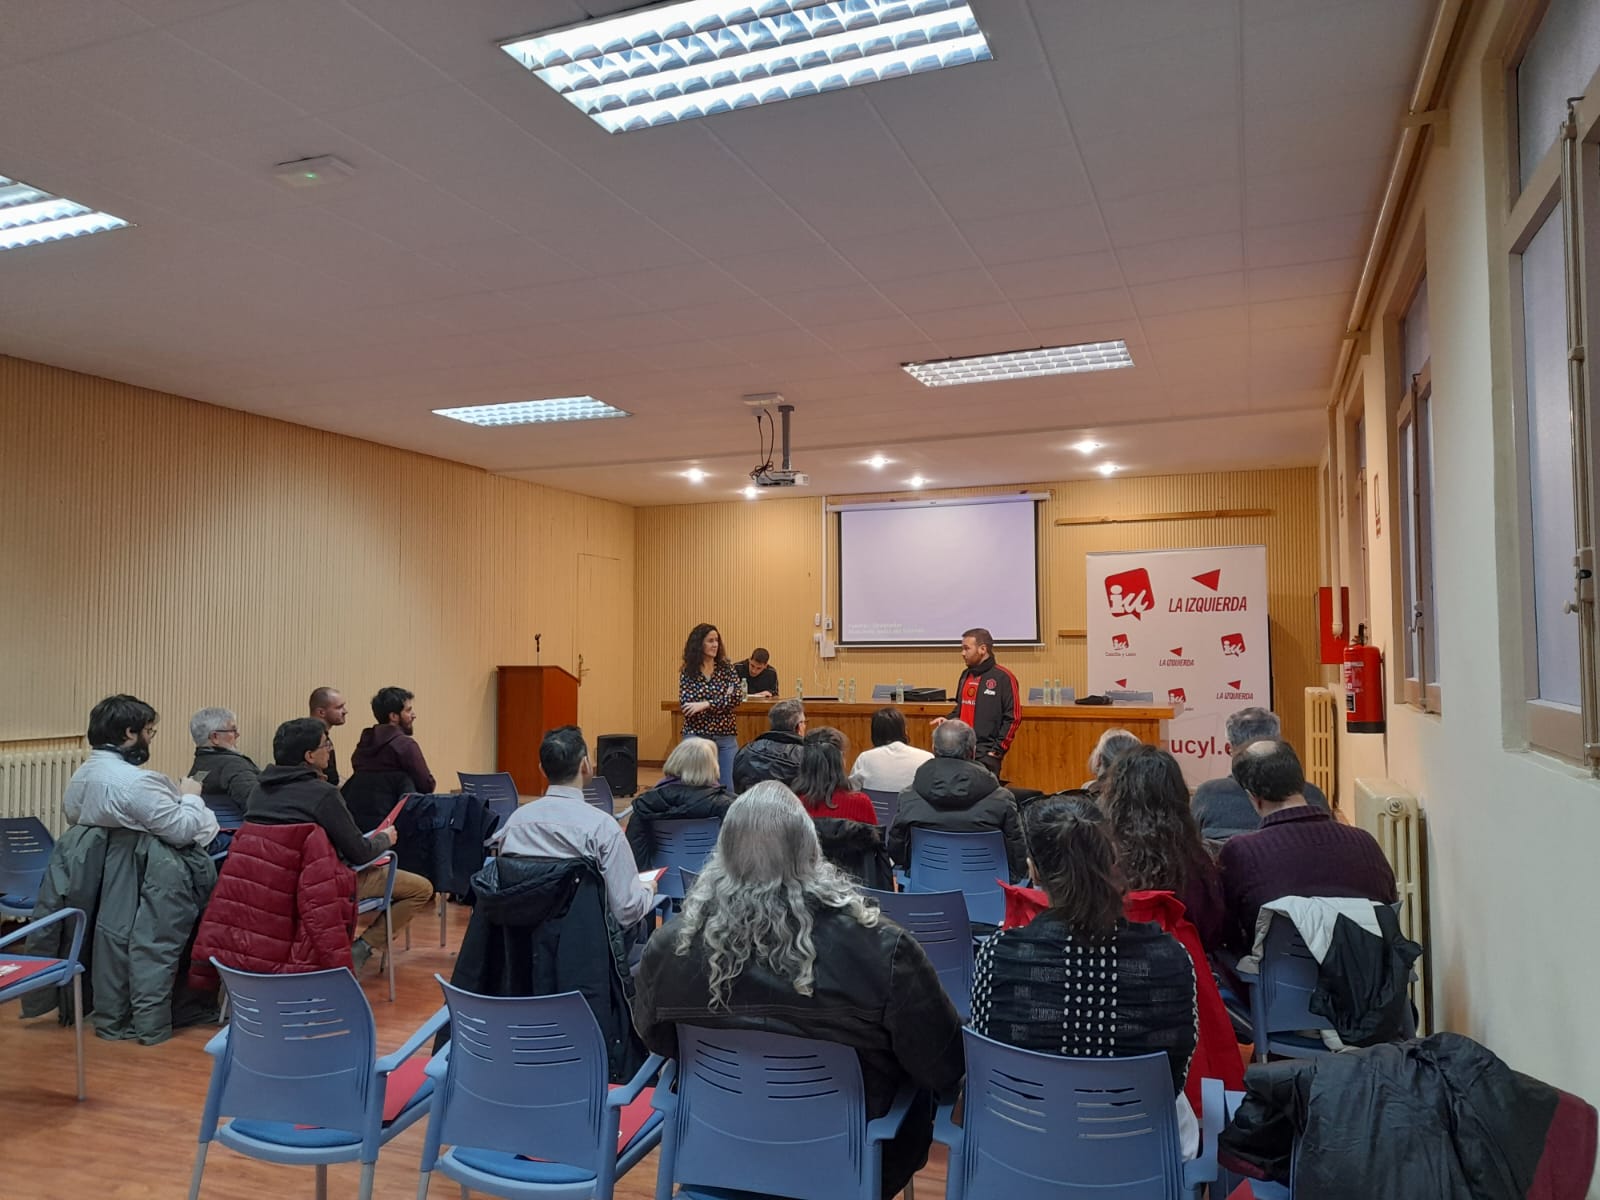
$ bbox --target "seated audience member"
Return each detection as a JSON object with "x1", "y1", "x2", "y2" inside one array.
[
  {"x1": 187, "y1": 706, "x2": 260, "y2": 826},
  {"x1": 1082, "y1": 727, "x2": 1141, "y2": 793},
  {"x1": 794, "y1": 727, "x2": 878, "y2": 824},
  {"x1": 248, "y1": 717, "x2": 434, "y2": 971},
  {"x1": 1101, "y1": 745, "x2": 1226, "y2": 952},
  {"x1": 734, "y1": 646, "x2": 779, "y2": 698},
  {"x1": 634, "y1": 782, "x2": 964, "y2": 1198},
  {"x1": 626, "y1": 735, "x2": 735, "y2": 866},
  {"x1": 730, "y1": 698, "x2": 806, "y2": 792},
  {"x1": 496, "y1": 725, "x2": 657, "y2": 930},
  {"x1": 307, "y1": 686, "x2": 348, "y2": 785},
  {"x1": 350, "y1": 685, "x2": 435, "y2": 793},
  {"x1": 889, "y1": 719, "x2": 1026, "y2": 879},
  {"x1": 1220, "y1": 739, "x2": 1397, "y2": 954},
  {"x1": 970, "y1": 795, "x2": 1200, "y2": 1157},
  {"x1": 849, "y1": 706, "x2": 934, "y2": 793},
  {"x1": 65, "y1": 693, "x2": 219, "y2": 849},
  {"x1": 1191, "y1": 707, "x2": 1330, "y2": 841}
]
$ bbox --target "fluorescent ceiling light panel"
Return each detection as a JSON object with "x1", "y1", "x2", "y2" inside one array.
[
  {"x1": 903, "y1": 340, "x2": 1134, "y2": 387},
  {"x1": 501, "y1": 0, "x2": 994, "y2": 134},
  {"x1": 432, "y1": 396, "x2": 630, "y2": 426},
  {"x1": 0, "y1": 174, "x2": 129, "y2": 251}
]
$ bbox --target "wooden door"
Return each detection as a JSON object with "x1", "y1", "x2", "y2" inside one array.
[{"x1": 575, "y1": 553, "x2": 628, "y2": 736}]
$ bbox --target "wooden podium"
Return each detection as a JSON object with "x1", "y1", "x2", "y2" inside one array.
[{"x1": 496, "y1": 665, "x2": 580, "y2": 794}]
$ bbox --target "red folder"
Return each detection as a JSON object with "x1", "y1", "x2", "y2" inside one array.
[
  {"x1": 382, "y1": 1055, "x2": 432, "y2": 1122},
  {"x1": 0, "y1": 958, "x2": 61, "y2": 988},
  {"x1": 367, "y1": 796, "x2": 409, "y2": 838}
]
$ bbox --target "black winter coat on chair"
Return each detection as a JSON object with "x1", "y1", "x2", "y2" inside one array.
[{"x1": 445, "y1": 854, "x2": 647, "y2": 1082}]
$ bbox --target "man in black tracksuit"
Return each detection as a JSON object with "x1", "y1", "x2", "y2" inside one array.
[{"x1": 931, "y1": 627, "x2": 1021, "y2": 779}]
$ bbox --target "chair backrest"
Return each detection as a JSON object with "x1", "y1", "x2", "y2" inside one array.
[
  {"x1": 651, "y1": 818, "x2": 722, "y2": 900},
  {"x1": 0, "y1": 817, "x2": 53, "y2": 901},
  {"x1": 862, "y1": 888, "x2": 972, "y2": 1018},
  {"x1": 667, "y1": 1025, "x2": 871, "y2": 1200},
  {"x1": 434, "y1": 981, "x2": 611, "y2": 1171},
  {"x1": 907, "y1": 828, "x2": 1009, "y2": 925},
  {"x1": 203, "y1": 796, "x2": 247, "y2": 830},
  {"x1": 211, "y1": 963, "x2": 377, "y2": 1131},
  {"x1": 956, "y1": 1029, "x2": 1186, "y2": 1199},
  {"x1": 583, "y1": 774, "x2": 615, "y2": 818},
  {"x1": 458, "y1": 772, "x2": 519, "y2": 831},
  {"x1": 862, "y1": 788, "x2": 898, "y2": 827},
  {"x1": 1253, "y1": 912, "x2": 1328, "y2": 1039}
]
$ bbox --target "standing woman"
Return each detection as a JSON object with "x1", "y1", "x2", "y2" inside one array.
[{"x1": 679, "y1": 622, "x2": 742, "y2": 791}]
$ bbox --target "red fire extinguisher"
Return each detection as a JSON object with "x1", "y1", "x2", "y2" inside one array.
[{"x1": 1342, "y1": 623, "x2": 1385, "y2": 733}]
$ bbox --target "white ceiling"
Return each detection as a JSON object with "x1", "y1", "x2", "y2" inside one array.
[{"x1": 0, "y1": 0, "x2": 1433, "y2": 506}]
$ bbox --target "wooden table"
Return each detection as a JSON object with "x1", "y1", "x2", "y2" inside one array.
[{"x1": 661, "y1": 700, "x2": 1174, "y2": 793}]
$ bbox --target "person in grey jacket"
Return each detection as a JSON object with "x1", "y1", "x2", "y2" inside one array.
[
  {"x1": 1191, "y1": 708, "x2": 1329, "y2": 841},
  {"x1": 187, "y1": 706, "x2": 260, "y2": 826},
  {"x1": 889, "y1": 720, "x2": 1027, "y2": 879}
]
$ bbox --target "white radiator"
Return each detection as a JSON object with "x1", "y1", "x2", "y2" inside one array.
[
  {"x1": 1303, "y1": 687, "x2": 1338, "y2": 802},
  {"x1": 0, "y1": 742, "x2": 88, "y2": 836},
  {"x1": 1353, "y1": 777, "x2": 1430, "y2": 1035}
]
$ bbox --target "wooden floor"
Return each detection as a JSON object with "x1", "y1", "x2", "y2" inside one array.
[{"x1": 0, "y1": 902, "x2": 951, "y2": 1200}]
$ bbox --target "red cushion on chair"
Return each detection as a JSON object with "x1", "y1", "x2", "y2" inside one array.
[{"x1": 0, "y1": 958, "x2": 63, "y2": 987}]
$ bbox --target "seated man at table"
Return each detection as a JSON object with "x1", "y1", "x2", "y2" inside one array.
[
  {"x1": 731, "y1": 698, "x2": 807, "y2": 792},
  {"x1": 734, "y1": 646, "x2": 779, "y2": 698},
  {"x1": 496, "y1": 725, "x2": 657, "y2": 931},
  {"x1": 248, "y1": 717, "x2": 434, "y2": 972}
]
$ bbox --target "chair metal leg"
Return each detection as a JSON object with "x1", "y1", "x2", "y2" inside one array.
[
  {"x1": 459, "y1": 1186, "x2": 470, "y2": 1200},
  {"x1": 416, "y1": 1169, "x2": 432, "y2": 1200},
  {"x1": 186, "y1": 1143, "x2": 209, "y2": 1200},
  {"x1": 315, "y1": 1163, "x2": 328, "y2": 1200},
  {"x1": 385, "y1": 907, "x2": 395, "y2": 1002},
  {"x1": 904, "y1": 1179, "x2": 916, "y2": 1200},
  {"x1": 71, "y1": 972, "x2": 85, "y2": 1101},
  {"x1": 439, "y1": 893, "x2": 447, "y2": 947},
  {"x1": 404, "y1": 924, "x2": 411, "y2": 951},
  {"x1": 358, "y1": 1161, "x2": 376, "y2": 1200}
]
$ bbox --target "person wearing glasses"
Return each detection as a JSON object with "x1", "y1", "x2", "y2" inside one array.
[{"x1": 187, "y1": 706, "x2": 261, "y2": 829}]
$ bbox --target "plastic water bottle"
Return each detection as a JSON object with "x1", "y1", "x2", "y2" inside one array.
[
  {"x1": 837, "y1": 679, "x2": 846, "y2": 702},
  {"x1": 1055, "y1": 678, "x2": 1064, "y2": 704},
  {"x1": 739, "y1": 676, "x2": 748, "y2": 701},
  {"x1": 795, "y1": 677, "x2": 804, "y2": 701},
  {"x1": 894, "y1": 677, "x2": 905, "y2": 703},
  {"x1": 1045, "y1": 679, "x2": 1056, "y2": 705},
  {"x1": 848, "y1": 678, "x2": 857, "y2": 703}
]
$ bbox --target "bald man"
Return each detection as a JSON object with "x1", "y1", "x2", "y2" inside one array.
[{"x1": 308, "y1": 686, "x2": 348, "y2": 785}]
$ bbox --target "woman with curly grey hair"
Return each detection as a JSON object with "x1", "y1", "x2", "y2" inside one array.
[{"x1": 633, "y1": 780, "x2": 964, "y2": 1199}]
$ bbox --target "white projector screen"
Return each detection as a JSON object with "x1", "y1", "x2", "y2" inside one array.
[{"x1": 837, "y1": 497, "x2": 1042, "y2": 645}]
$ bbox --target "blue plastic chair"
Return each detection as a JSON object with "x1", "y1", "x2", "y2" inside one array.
[
  {"x1": 416, "y1": 980, "x2": 665, "y2": 1199},
  {"x1": 354, "y1": 852, "x2": 397, "y2": 1003},
  {"x1": 1238, "y1": 909, "x2": 1415, "y2": 1062},
  {"x1": 459, "y1": 771, "x2": 520, "y2": 832},
  {"x1": 0, "y1": 816, "x2": 53, "y2": 921},
  {"x1": 649, "y1": 818, "x2": 721, "y2": 901},
  {"x1": 862, "y1": 788, "x2": 899, "y2": 827},
  {"x1": 652, "y1": 1025, "x2": 917, "y2": 1200},
  {"x1": 0, "y1": 906, "x2": 87, "y2": 1099},
  {"x1": 584, "y1": 775, "x2": 617, "y2": 819},
  {"x1": 906, "y1": 828, "x2": 1009, "y2": 926},
  {"x1": 862, "y1": 888, "x2": 973, "y2": 1019},
  {"x1": 937, "y1": 1029, "x2": 1224, "y2": 1199},
  {"x1": 189, "y1": 962, "x2": 446, "y2": 1200}
]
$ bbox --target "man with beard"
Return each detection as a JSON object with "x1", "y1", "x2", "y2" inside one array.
[
  {"x1": 64, "y1": 693, "x2": 219, "y2": 848},
  {"x1": 307, "y1": 685, "x2": 348, "y2": 785},
  {"x1": 349, "y1": 685, "x2": 436, "y2": 793}
]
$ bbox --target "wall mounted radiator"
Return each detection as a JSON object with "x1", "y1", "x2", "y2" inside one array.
[
  {"x1": 0, "y1": 741, "x2": 88, "y2": 836},
  {"x1": 1303, "y1": 686, "x2": 1338, "y2": 801},
  {"x1": 1353, "y1": 777, "x2": 1430, "y2": 1036}
]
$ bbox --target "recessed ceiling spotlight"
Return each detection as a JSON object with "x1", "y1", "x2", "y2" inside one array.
[
  {"x1": 904, "y1": 339, "x2": 1133, "y2": 387},
  {"x1": 867, "y1": 454, "x2": 889, "y2": 469},
  {"x1": 908, "y1": 475, "x2": 926, "y2": 489},
  {"x1": 684, "y1": 468, "x2": 708, "y2": 483},
  {"x1": 0, "y1": 173, "x2": 130, "y2": 252},
  {"x1": 1071, "y1": 439, "x2": 1103, "y2": 455},
  {"x1": 743, "y1": 485, "x2": 759, "y2": 500},
  {"x1": 501, "y1": 0, "x2": 995, "y2": 135},
  {"x1": 1096, "y1": 462, "x2": 1119, "y2": 476},
  {"x1": 433, "y1": 396, "x2": 629, "y2": 425}
]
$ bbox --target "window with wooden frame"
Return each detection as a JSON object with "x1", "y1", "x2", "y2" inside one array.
[
  {"x1": 1504, "y1": 0, "x2": 1600, "y2": 765},
  {"x1": 1397, "y1": 278, "x2": 1439, "y2": 712}
]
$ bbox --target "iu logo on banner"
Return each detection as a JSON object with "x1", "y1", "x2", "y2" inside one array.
[
  {"x1": 1104, "y1": 568, "x2": 1155, "y2": 620},
  {"x1": 1220, "y1": 632, "x2": 1246, "y2": 657}
]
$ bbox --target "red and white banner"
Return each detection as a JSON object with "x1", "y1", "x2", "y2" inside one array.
[{"x1": 1085, "y1": 546, "x2": 1270, "y2": 785}]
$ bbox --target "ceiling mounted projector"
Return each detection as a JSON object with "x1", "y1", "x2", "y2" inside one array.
[{"x1": 746, "y1": 397, "x2": 809, "y2": 488}]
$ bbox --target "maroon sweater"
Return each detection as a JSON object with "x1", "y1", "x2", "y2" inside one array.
[
  {"x1": 1218, "y1": 805, "x2": 1397, "y2": 954},
  {"x1": 350, "y1": 723, "x2": 435, "y2": 794}
]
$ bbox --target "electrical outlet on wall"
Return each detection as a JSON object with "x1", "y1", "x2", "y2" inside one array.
[
  {"x1": 824, "y1": 617, "x2": 833, "y2": 630},
  {"x1": 814, "y1": 612, "x2": 821, "y2": 626}
]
